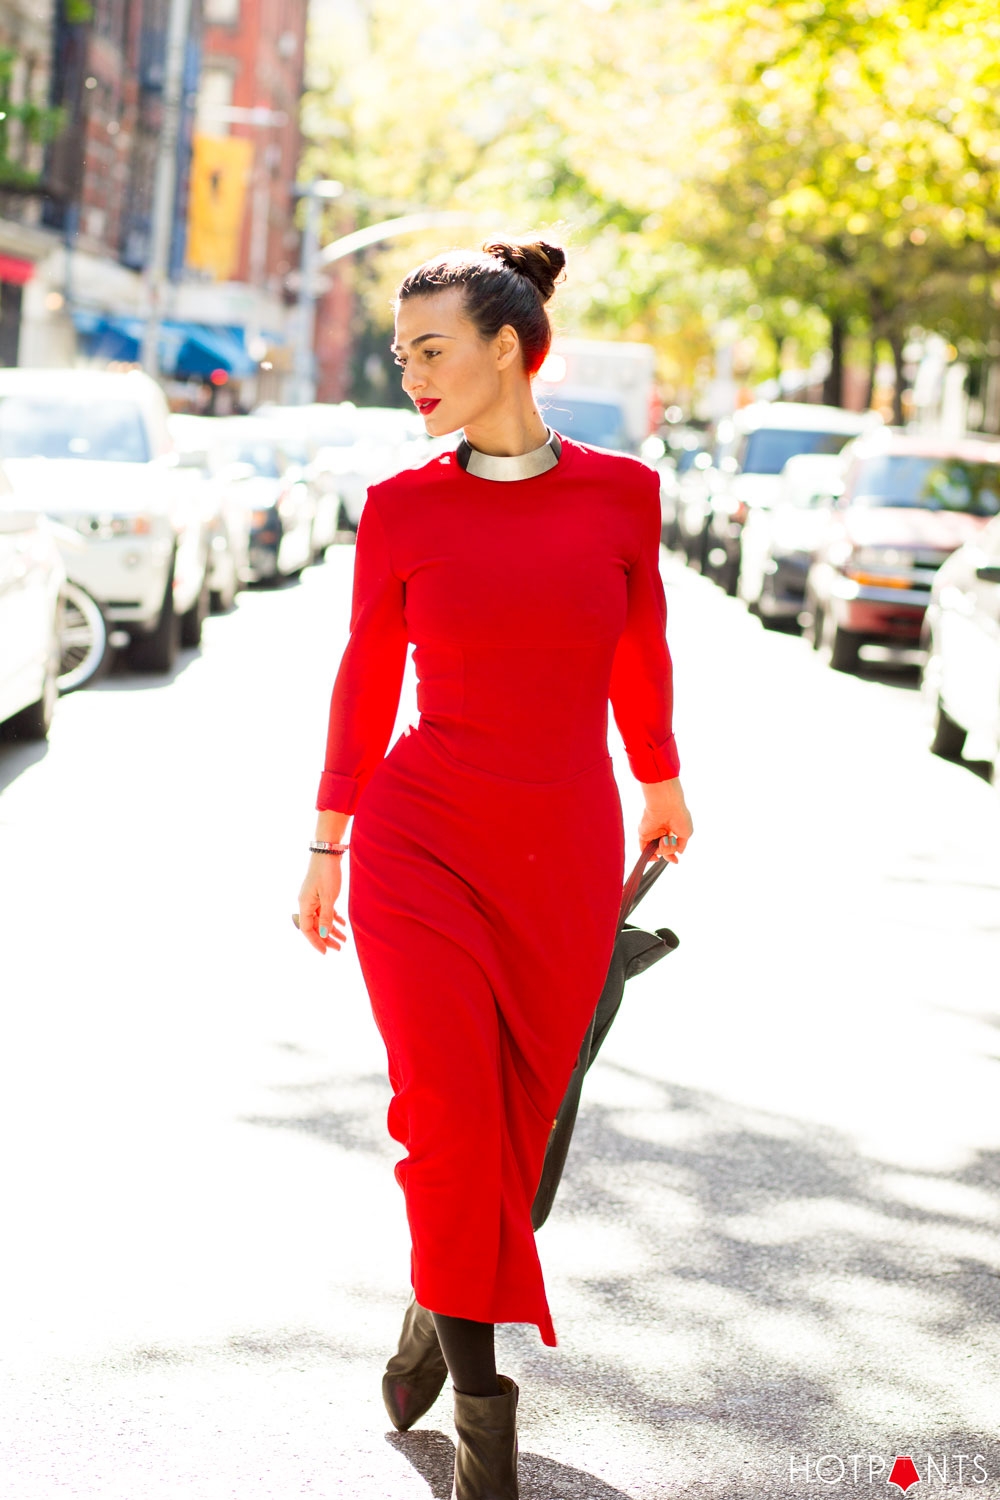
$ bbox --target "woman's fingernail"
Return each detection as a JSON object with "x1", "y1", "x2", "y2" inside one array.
[{"x1": 319, "y1": 925, "x2": 328, "y2": 939}]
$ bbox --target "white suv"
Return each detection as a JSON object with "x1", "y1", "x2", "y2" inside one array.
[{"x1": 0, "y1": 369, "x2": 210, "y2": 672}]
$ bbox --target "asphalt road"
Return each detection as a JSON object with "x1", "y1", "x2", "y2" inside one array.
[{"x1": 1, "y1": 543, "x2": 999, "y2": 1500}]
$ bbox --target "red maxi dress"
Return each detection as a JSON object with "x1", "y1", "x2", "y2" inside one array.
[{"x1": 316, "y1": 436, "x2": 680, "y2": 1347}]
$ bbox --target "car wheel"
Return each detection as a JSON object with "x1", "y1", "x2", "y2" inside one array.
[
  {"x1": 210, "y1": 552, "x2": 238, "y2": 613},
  {"x1": 929, "y1": 699, "x2": 967, "y2": 760},
  {"x1": 722, "y1": 549, "x2": 740, "y2": 597},
  {"x1": 129, "y1": 570, "x2": 179, "y2": 673},
  {"x1": 4, "y1": 629, "x2": 59, "y2": 741},
  {"x1": 180, "y1": 573, "x2": 210, "y2": 648},
  {"x1": 822, "y1": 608, "x2": 861, "y2": 673},
  {"x1": 58, "y1": 581, "x2": 109, "y2": 693},
  {"x1": 805, "y1": 595, "x2": 823, "y2": 650}
]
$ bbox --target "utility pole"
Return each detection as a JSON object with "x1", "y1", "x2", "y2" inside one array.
[
  {"x1": 289, "y1": 179, "x2": 343, "y2": 406},
  {"x1": 140, "y1": 0, "x2": 194, "y2": 377}
]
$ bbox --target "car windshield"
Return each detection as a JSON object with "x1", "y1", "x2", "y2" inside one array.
[
  {"x1": 0, "y1": 395, "x2": 150, "y2": 462},
  {"x1": 851, "y1": 453, "x2": 1000, "y2": 519},
  {"x1": 675, "y1": 448, "x2": 703, "y2": 475},
  {"x1": 742, "y1": 428, "x2": 852, "y2": 475},
  {"x1": 233, "y1": 442, "x2": 285, "y2": 478},
  {"x1": 851, "y1": 455, "x2": 1000, "y2": 517},
  {"x1": 541, "y1": 398, "x2": 627, "y2": 450}
]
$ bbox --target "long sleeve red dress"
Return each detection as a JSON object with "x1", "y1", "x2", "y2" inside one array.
[{"x1": 316, "y1": 435, "x2": 680, "y2": 1348}]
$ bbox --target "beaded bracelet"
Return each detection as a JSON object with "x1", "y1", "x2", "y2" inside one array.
[{"x1": 310, "y1": 841, "x2": 349, "y2": 856}]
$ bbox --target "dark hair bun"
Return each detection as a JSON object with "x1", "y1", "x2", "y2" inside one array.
[{"x1": 482, "y1": 239, "x2": 566, "y2": 303}]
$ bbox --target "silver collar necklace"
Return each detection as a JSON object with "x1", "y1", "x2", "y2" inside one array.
[{"x1": 456, "y1": 426, "x2": 562, "y2": 481}]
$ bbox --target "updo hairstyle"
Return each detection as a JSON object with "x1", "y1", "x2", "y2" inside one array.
[{"x1": 395, "y1": 239, "x2": 566, "y2": 375}]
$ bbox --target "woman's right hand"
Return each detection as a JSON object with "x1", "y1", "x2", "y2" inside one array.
[{"x1": 297, "y1": 853, "x2": 349, "y2": 956}]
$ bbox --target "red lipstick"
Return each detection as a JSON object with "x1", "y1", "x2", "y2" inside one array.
[{"x1": 415, "y1": 399, "x2": 441, "y2": 415}]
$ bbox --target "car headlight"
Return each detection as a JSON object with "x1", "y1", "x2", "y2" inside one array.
[
  {"x1": 852, "y1": 546, "x2": 915, "y2": 572},
  {"x1": 52, "y1": 512, "x2": 154, "y2": 538},
  {"x1": 844, "y1": 546, "x2": 914, "y2": 587}
]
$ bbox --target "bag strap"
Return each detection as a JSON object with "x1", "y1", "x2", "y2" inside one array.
[{"x1": 617, "y1": 839, "x2": 665, "y2": 929}]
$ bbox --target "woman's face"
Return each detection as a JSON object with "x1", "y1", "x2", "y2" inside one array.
[{"x1": 393, "y1": 287, "x2": 519, "y2": 436}]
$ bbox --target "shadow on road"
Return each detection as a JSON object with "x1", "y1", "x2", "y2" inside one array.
[
  {"x1": 0, "y1": 735, "x2": 48, "y2": 793},
  {"x1": 386, "y1": 1428, "x2": 639, "y2": 1500},
  {"x1": 91, "y1": 642, "x2": 201, "y2": 693},
  {"x1": 245, "y1": 1055, "x2": 1000, "y2": 1483}
]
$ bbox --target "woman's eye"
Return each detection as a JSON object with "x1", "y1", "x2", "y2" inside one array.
[
  {"x1": 393, "y1": 357, "x2": 406, "y2": 368},
  {"x1": 424, "y1": 350, "x2": 441, "y2": 359}
]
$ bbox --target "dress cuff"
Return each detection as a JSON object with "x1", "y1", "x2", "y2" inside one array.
[
  {"x1": 628, "y1": 732, "x2": 680, "y2": 784},
  {"x1": 315, "y1": 771, "x2": 361, "y2": 814}
]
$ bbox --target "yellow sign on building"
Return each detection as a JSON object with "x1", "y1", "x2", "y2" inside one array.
[{"x1": 186, "y1": 134, "x2": 253, "y2": 281}]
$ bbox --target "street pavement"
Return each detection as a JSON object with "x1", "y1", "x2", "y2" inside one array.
[{"x1": 1, "y1": 543, "x2": 999, "y2": 1500}]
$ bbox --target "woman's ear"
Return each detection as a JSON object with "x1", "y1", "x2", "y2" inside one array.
[{"x1": 495, "y1": 323, "x2": 521, "y2": 371}]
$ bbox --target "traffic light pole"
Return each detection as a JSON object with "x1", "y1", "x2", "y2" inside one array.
[{"x1": 140, "y1": 0, "x2": 193, "y2": 377}]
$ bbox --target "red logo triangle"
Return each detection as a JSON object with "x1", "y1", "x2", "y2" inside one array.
[{"x1": 889, "y1": 1456, "x2": 921, "y2": 1493}]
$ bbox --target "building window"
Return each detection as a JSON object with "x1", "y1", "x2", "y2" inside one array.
[
  {"x1": 204, "y1": 0, "x2": 239, "y2": 23},
  {"x1": 196, "y1": 68, "x2": 234, "y2": 135}
]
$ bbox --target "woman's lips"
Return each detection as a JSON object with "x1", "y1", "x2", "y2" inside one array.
[{"x1": 415, "y1": 399, "x2": 441, "y2": 414}]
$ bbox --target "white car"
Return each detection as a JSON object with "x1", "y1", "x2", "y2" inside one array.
[
  {"x1": 0, "y1": 368, "x2": 211, "y2": 673},
  {"x1": 737, "y1": 452, "x2": 847, "y2": 624},
  {"x1": 693, "y1": 402, "x2": 883, "y2": 591},
  {"x1": 0, "y1": 490, "x2": 64, "y2": 742},
  {"x1": 923, "y1": 512, "x2": 1000, "y2": 773}
]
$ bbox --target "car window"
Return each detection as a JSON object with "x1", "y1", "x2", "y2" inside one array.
[
  {"x1": 675, "y1": 449, "x2": 703, "y2": 475},
  {"x1": 741, "y1": 428, "x2": 853, "y2": 475},
  {"x1": 539, "y1": 398, "x2": 627, "y2": 449},
  {"x1": 0, "y1": 395, "x2": 150, "y2": 463},
  {"x1": 851, "y1": 455, "x2": 1000, "y2": 517},
  {"x1": 232, "y1": 442, "x2": 284, "y2": 478}
]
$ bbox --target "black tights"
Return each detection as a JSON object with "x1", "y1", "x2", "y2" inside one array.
[{"x1": 431, "y1": 1312, "x2": 498, "y2": 1398}]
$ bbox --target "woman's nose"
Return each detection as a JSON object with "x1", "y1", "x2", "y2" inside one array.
[{"x1": 401, "y1": 365, "x2": 421, "y2": 396}]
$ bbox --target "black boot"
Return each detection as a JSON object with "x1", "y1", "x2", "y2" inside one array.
[
  {"x1": 382, "y1": 1292, "x2": 450, "y2": 1431},
  {"x1": 452, "y1": 1374, "x2": 519, "y2": 1499}
]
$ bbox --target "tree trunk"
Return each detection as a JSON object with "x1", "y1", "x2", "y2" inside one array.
[
  {"x1": 823, "y1": 313, "x2": 845, "y2": 407},
  {"x1": 890, "y1": 331, "x2": 906, "y2": 426},
  {"x1": 862, "y1": 327, "x2": 879, "y2": 411}
]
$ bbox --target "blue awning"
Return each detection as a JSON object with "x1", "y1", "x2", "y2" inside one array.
[{"x1": 71, "y1": 312, "x2": 258, "y2": 378}]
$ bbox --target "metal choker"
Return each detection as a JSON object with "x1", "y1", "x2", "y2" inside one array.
[{"x1": 456, "y1": 427, "x2": 562, "y2": 481}]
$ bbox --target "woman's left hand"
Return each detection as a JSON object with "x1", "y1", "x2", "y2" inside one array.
[{"x1": 637, "y1": 776, "x2": 693, "y2": 864}]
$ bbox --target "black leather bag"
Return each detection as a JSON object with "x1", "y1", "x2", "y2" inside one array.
[{"x1": 531, "y1": 839, "x2": 679, "y2": 1230}]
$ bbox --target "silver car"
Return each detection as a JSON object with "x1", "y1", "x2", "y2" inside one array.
[
  {"x1": 0, "y1": 369, "x2": 211, "y2": 673},
  {"x1": 0, "y1": 488, "x2": 63, "y2": 741},
  {"x1": 923, "y1": 511, "x2": 1000, "y2": 774}
]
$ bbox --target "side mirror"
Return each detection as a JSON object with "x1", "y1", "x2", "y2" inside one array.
[{"x1": 975, "y1": 562, "x2": 1000, "y2": 584}]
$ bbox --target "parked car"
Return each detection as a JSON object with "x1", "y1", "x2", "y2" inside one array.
[
  {"x1": 0, "y1": 495, "x2": 63, "y2": 741},
  {"x1": 687, "y1": 402, "x2": 881, "y2": 592},
  {"x1": 736, "y1": 452, "x2": 846, "y2": 625},
  {"x1": 536, "y1": 385, "x2": 632, "y2": 452},
  {"x1": 308, "y1": 406, "x2": 439, "y2": 531},
  {"x1": 921, "y1": 512, "x2": 1000, "y2": 773},
  {"x1": 659, "y1": 441, "x2": 708, "y2": 550},
  {"x1": 211, "y1": 417, "x2": 317, "y2": 582},
  {"x1": 0, "y1": 369, "x2": 212, "y2": 673},
  {"x1": 805, "y1": 433, "x2": 999, "y2": 672},
  {"x1": 167, "y1": 413, "x2": 249, "y2": 610}
]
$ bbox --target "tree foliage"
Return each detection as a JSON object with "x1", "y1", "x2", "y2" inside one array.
[{"x1": 304, "y1": 0, "x2": 1000, "y2": 404}]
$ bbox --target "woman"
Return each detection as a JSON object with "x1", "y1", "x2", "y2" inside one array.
[{"x1": 297, "y1": 239, "x2": 692, "y2": 1499}]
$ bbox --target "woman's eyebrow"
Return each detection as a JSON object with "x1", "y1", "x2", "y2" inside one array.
[{"x1": 391, "y1": 332, "x2": 456, "y2": 352}]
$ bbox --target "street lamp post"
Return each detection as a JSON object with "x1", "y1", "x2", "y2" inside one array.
[
  {"x1": 140, "y1": 0, "x2": 194, "y2": 377},
  {"x1": 289, "y1": 179, "x2": 343, "y2": 406}
]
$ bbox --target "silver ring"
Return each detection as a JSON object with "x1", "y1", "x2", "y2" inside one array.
[{"x1": 666, "y1": 833, "x2": 678, "y2": 846}]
